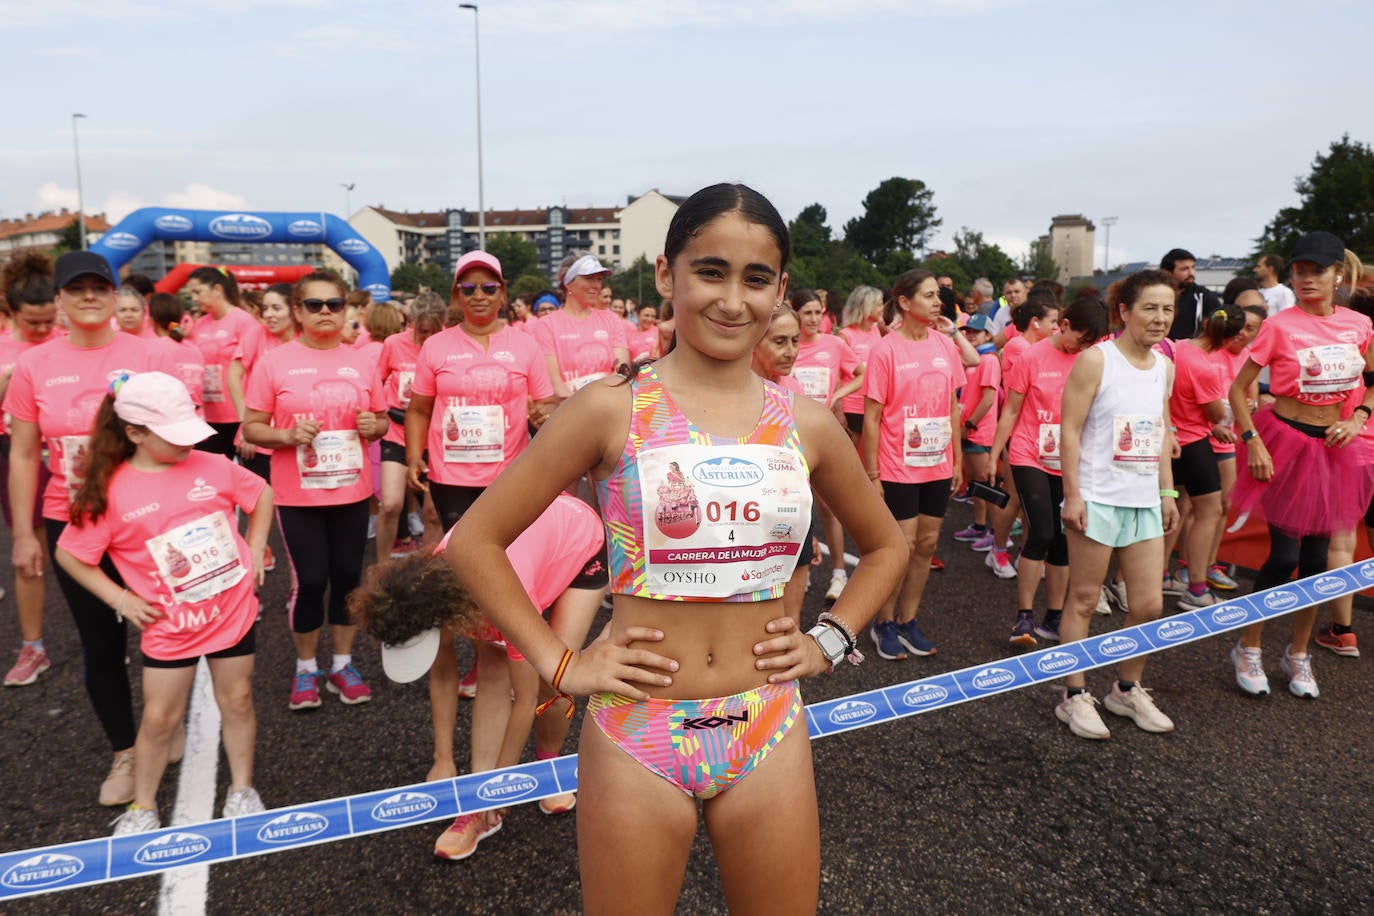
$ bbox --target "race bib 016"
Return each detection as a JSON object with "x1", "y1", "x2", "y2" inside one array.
[
  {"x1": 903, "y1": 417, "x2": 951, "y2": 468},
  {"x1": 1112, "y1": 415, "x2": 1163, "y2": 475},
  {"x1": 145, "y1": 511, "x2": 245, "y2": 605},
  {"x1": 442, "y1": 404, "x2": 504, "y2": 464},
  {"x1": 297, "y1": 429, "x2": 364, "y2": 489},
  {"x1": 1297, "y1": 344, "x2": 1361, "y2": 395}
]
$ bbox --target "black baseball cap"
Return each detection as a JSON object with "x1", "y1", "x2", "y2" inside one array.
[
  {"x1": 1286, "y1": 231, "x2": 1345, "y2": 269},
  {"x1": 53, "y1": 251, "x2": 117, "y2": 289}
]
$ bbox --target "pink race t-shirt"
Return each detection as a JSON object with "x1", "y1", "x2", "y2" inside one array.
[
  {"x1": 58, "y1": 452, "x2": 264, "y2": 661},
  {"x1": 839, "y1": 324, "x2": 883, "y2": 415},
  {"x1": 959, "y1": 353, "x2": 1001, "y2": 447},
  {"x1": 234, "y1": 326, "x2": 289, "y2": 456},
  {"x1": 1168, "y1": 342, "x2": 1227, "y2": 446},
  {"x1": 1208, "y1": 346, "x2": 1248, "y2": 455},
  {"x1": 244, "y1": 340, "x2": 387, "y2": 507},
  {"x1": 627, "y1": 326, "x2": 658, "y2": 363},
  {"x1": 0, "y1": 331, "x2": 50, "y2": 435},
  {"x1": 3, "y1": 334, "x2": 180, "y2": 522},
  {"x1": 794, "y1": 334, "x2": 860, "y2": 406},
  {"x1": 411, "y1": 324, "x2": 553, "y2": 487},
  {"x1": 435, "y1": 493, "x2": 604, "y2": 661},
  {"x1": 532, "y1": 309, "x2": 628, "y2": 391},
  {"x1": 1006, "y1": 338, "x2": 1078, "y2": 474},
  {"x1": 377, "y1": 332, "x2": 424, "y2": 448},
  {"x1": 150, "y1": 336, "x2": 206, "y2": 407},
  {"x1": 864, "y1": 331, "x2": 964, "y2": 484},
  {"x1": 1247, "y1": 305, "x2": 1373, "y2": 406},
  {"x1": 354, "y1": 339, "x2": 383, "y2": 370},
  {"x1": 1000, "y1": 334, "x2": 1031, "y2": 382},
  {"x1": 192, "y1": 307, "x2": 260, "y2": 423}
]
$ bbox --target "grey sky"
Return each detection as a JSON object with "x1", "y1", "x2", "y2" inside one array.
[{"x1": 4, "y1": 0, "x2": 1368, "y2": 269}]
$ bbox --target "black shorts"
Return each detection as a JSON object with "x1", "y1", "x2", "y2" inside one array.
[
  {"x1": 429, "y1": 482, "x2": 486, "y2": 533},
  {"x1": 196, "y1": 422, "x2": 240, "y2": 458},
  {"x1": 1172, "y1": 438, "x2": 1221, "y2": 498},
  {"x1": 143, "y1": 625, "x2": 256, "y2": 669},
  {"x1": 845, "y1": 412, "x2": 864, "y2": 435},
  {"x1": 380, "y1": 440, "x2": 407, "y2": 465},
  {"x1": 881, "y1": 479, "x2": 952, "y2": 522},
  {"x1": 570, "y1": 543, "x2": 611, "y2": 590}
]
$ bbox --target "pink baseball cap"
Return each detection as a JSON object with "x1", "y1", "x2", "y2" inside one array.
[
  {"x1": 453, "y1": 250, "x2": 504, "y2": 282},
  {"x1": 113, "y1": 371, "x2": 217, "y2": 446}
]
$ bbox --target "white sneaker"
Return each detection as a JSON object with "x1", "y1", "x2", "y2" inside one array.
[
  {"x1": 824, "y1": 571, "x2": 847, "y2": 603},
  {"x1": 1095, "y1": 585, "x2": 1112, "y2": 616},
  {"x1": 1102, "y1": 682, "x2": 1175, "y2": 733},
  {"x1": 1055, "y1": 690, "x2": 1110, "y2": 740},
  {"x1": 1177, "y1": 589, "x2": 1216, "y2": 611},
  {"x1": 985, "y1": 549, "x2": 1017, "y2": 580},
  {"x1": 112, "y1": 805, "x2": 161, "y2": 836},
  {"x1": 1106, "y1": 581, "x2": 1129, "y2": 613},
  {"x1": 222, "y1": 787, "x2": 267, "y2": 818},
  {"x1": 367, "y1": 515, "x2": 377, "y2": 540},
  {"x1": 1280, "y1": 645, "x2": 1319, "y2": 699},
  {"x1": 407, "y1": 510, "x2": 424, "y2": 536},
  {"x1": 1231, "y1": 642, "x2": 1270, "y2": 696}
]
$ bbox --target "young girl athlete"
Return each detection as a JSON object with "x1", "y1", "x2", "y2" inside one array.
[
  {"x1": 55, "y1": 372, "x2": 272, "y2": 833},
  {"x1": 449, "y1": 184, "x2": 906, "y2": 914}
]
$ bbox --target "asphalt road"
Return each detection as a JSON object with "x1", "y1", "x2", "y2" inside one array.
[{"x1": 3, "y1": 504, "x2": 1374, "y2": 915}]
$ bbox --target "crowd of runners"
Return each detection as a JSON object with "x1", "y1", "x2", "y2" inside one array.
[{"x1": 1, "y1": 181, "x2": 1370, "y2": 913}]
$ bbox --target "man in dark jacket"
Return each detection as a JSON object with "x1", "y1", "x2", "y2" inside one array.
[{"x1": 1162, "y1": 248, "x2": 1221, "y2": 340}]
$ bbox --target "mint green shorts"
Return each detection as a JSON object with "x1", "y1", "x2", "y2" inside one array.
[{"x1": 1084, "y1": 500, "x2": 1163, "y2": 548}]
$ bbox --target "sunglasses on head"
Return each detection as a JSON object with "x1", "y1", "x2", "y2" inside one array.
[
  {"x1": 457, "y1": 282, "x2": 501, "y2": 296},
  {"x1": 301, "y1": 297, "x2": 347, "y2": 314}
]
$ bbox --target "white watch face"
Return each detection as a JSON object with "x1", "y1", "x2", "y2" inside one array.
[{"x1": 811, "y1": 626, "x2": 847, "y2": 662}]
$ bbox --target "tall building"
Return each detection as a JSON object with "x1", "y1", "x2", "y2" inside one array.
[
  {"x1": 350, "y1": 190, "x2": 682, "y2": 281},
  {"x1": 1042, "y1": 214, "x2": 1096, "y2": 284}
]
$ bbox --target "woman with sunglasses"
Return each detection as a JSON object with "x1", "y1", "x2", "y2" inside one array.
[
  {"x1": 534, "y1": 253, "x2": 629, "y2": 402},
  {"x1": 243, "y1": 274, "x2": 389, "y2": 711},
  {"x1": 185, "y1": 267, "x2": 258, "y2": 458}
]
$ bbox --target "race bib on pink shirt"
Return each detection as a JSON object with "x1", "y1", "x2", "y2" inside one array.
[
  {"x1": 145, "y1": 511, "x2": 245, "y2": 604},
  {"x1": 903, "y1": 417, "x2": 950, "y2": 468},
  {"x1": 297, "y1": 430, "x2": 364, "y2": 489}
]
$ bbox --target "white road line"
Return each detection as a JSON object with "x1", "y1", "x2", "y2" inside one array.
[{"x1": 158, "y1": 658, "x2": 220, "y2": 916}]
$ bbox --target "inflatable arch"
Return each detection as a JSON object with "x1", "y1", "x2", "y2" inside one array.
[
  {"x1": 155, "y1": 263, "x2": 315, "y2": 294},
  {"x1": 90, "y1": 208, "x2": 391, "y2": 302}
]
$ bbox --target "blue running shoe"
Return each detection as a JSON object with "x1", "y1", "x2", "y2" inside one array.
[
  {"x1": 897, "y1": 619, "x2": 937, "y2": 656},
  {"x1": 869, "y1": 620, "x2": 907, "y2": 660}
]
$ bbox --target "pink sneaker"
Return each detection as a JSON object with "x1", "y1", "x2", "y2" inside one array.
[
  {"x1": 288, "y1": 670, "x2": 323, "y2": 711},
  {"x1": 5, "y1": 645, "x2": 52, "y2": 687},
  {"x1": 326, "y1": 664, "x2": 373, "y2": 705},
  {"x1": 458, "y1": 665, "x2": 478, "y2": 700}
]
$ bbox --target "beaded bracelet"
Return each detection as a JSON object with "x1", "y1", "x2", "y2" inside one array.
[{"x1": 817, "y1": 612, "x2": 865, "y2": 666}]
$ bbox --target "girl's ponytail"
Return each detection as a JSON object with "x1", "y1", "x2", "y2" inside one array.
[{"x1": 68, "y1": 386, "x2": 139, "y2": 527}]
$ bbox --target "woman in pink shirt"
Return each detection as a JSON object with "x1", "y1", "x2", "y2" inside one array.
[
  {"x1": 56, "y1": 372, "x2": 272, "y2": 835},
  {"x1": 4, "y1": 251, "x2": 180, "y2": 806},
  {"x1": 228, "y1": 282, "x2": 296, "y2": 482},
  {"x1": 243, "y1": 273, "x2": 390, "y2": 711},
  {"x1": 533, "y1": 254, "x2": 629, "y2": 401},
  {"x1": 952, "y1": 314, "x2": 1004, "y2": 566},
  {"x1": 989, "y1": 297, "x2": 1106, "y2": 647},
  {"x1": 186, "y1": 267, "x2": 260, "y2": 457},
  {"x1": 1, "y1": 252, "x2": 58, "y2": 688},
  {"x1": 375, "y1": 294, "x2": 446, "y2": 561},
  {"x1": 115, "y1": 288, "x2": 156, "y2": 338},
  {"x1": 838, "y1": 286, "x2": 885, "y2": 438},
  {"x1": 627, "y1": 301, "x2": 660, "y2": 364},
  {"x1": 147, "y1": 292, "x2": 206, "y2": 407},
  {"x1": 862, "y1": 269, "x2": 971, "y2": 660},
  {"x1": 1228, "y1": 231, "x2": 1374, "y2": 698}
]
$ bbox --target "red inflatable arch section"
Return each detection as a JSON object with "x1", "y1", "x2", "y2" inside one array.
[{"x1": 155, "y1": 263, "x2": 315, "y2": 294}]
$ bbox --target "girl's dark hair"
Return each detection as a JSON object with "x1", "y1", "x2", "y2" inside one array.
[
  {"x1": 885, "y1": 269, "x2": 936, "y2": 325},
  {"x1": 69, "y1": 394, "x2": 138, "y2": 526},
  {"x1": 789, "y1": 288, "x2": 820, "y2": 311},
  {"x1": 1242, "y1": 304, "x2": 1268, "y2": 323},
  {"x1": 187, "y1": 266, "x2": 241, "y2": 307},
  {"x1": 1029, "y1": 278, "x2": 1064, "y2": 302},
  {"x1": 1061, "y1": 295, "x2": 1110, "y2": 343},
  {"x1": 937, "y1": 287, "x2": 960, "y2": 323},
  {"x1": 1111, "y1": 269, "x2": 1177, "y2": 313},
  {"x1": 239, "y1": 289, "x2": 263, "y2": 319},
  {"x1": 1012, "y1": 288, "x2": 1061, "y2": 332},
  {"x1": 149, "y1": 292, "x2": 186, "y2": 342},
  {"x1": 265, "y1": 282, "x2": 293, "y2": 301},
  {"x1": 1345, "y1": 289, "x2": 1374, "y2": 323},
  {"x1": 292, "y1": 271, "x2": 348, "y2": 307},
  {"x1": 662, "y1": 183, "x2": 790, "y2": 271},
  {"x1": 2, "y1": 251, "x2": 55, "y2": 313},
  {"x1": 122, "y1": 274, "x2": 155, "y2": 298},
  {"x1": 1197, "y1": 302, "x2": 1246, "y2": 350},
  {"x1": 350, "y1": 551, "x2": 483, "y2": 646},
  {"x1": 1221, "y1": 276, "x2": 1260, "y2": 305}
]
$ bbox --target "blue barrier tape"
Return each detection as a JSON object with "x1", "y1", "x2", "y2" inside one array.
[{"x1": 4, "y1": 559, "x2": 1373, "y2": 900}]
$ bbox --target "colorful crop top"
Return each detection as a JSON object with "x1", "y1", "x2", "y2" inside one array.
[{"x1": 595, "y1": 365, "x2": 812, "y2": 602}]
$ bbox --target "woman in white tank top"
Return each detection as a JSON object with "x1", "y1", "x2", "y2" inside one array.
[{"x1": 1055, "y1": 270, "x2": 1181, "y2": 741}]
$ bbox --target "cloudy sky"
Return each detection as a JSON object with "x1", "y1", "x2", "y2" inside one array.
[{"x1": 4, "y1": 0, "x2": 1367, "y2": 268}]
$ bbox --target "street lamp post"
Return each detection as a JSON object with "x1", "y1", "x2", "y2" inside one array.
[
  {"x1": 72, "y1": 113, "x2": 87, "y2": 250},
  {"x1": 458, "y1": 3, "x2": 486, "y2": 250},
  {"x1": 341, "y1": 182, "x2": 355, "y2": 217},
  {"x1": 1101, "y1": 216, "x2": 1118, "y2": 274}
]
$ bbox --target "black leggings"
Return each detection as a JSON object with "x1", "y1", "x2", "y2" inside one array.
[
  {"x1": 197, "y1": 422, "x2": 240, "y2": 459},
  {"x1": 278, "y1": 500, "x2": 370, "y2": 634},
  {"x1": 1010, "y1": 465, "x2": 1068, "y2": 566},
  {"x1": 1253, "y1": 525, "x2": 1330, "y2": 594},
  {"x1": 44, "y1": 518, "x2": 135, "y2": 752},
  {"x1": 429, "y1": 482, "x2": 486, "y2": 533}
]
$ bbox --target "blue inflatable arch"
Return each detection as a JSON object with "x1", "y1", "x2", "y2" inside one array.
[{"x1": 90, "y1": 208, "x2": 391, "y2": 302}]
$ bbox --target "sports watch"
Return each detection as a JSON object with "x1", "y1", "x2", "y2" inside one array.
[{"x1": 806, "y1": 624, "x2": 849, "y2": 670}]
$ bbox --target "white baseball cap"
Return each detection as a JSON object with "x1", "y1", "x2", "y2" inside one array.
[{"x1": 562, "y1": 254, "x2": 611, "y2": 287}]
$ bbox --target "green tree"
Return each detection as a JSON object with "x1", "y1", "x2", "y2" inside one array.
[
  {"x1": 1021, "y1": 237, "x2": 1058, "y2": 281},
  {"x1": 790, "y1": 203, "x2": 833, "y2": 260},
  {"x1": 843, "y1": 177, "x2": 941, "y2": 262},
  {"x1": 484, "y1": 233, "x2": 541, "y2": 283},
  {"x1": 54, "y1": 218, "x2": 84, "y2": 255},
  {"x1": 948, "y1": 228, "x2": 1019, "y2": 288},
  {"x1": 508, "y1": 272, "x2": 552, "y2": 300},
  {"x1": 918, "y1": 258, "x2": 971, "y2": 291},
  {"x1": 608, "y1": 256, "x2": 661, "y2": 308},
  {"x1": 1252, "y1": 134, "x2": 1374, "y2": 262},
  {"x1": 391, "y1": 261, "x2": 449, "y2": 294}
]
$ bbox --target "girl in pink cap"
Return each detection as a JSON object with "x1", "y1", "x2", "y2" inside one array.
[{"x1": 57, "y1": 372, "x2": 272, "y2": 836}]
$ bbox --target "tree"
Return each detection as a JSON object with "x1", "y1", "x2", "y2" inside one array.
[
  {"x1": 948, "y1": 228, "x2": 1019, "y2": 288},
  {"x1": 391, "y1": 261, "x2": 449, "y2": 294},
  {"x1": 1021, "y1": 237, "x2": 1058, "y2": 281},
  {"x1": 1251, "y1": 135, "x2": 1374, "y2": 263},
  {"x1": 54, "y1": 218, "x2": 84, "y2": 255},
  {"x1": 790, "y1": 203, "x2": 833, "y2": 260},
  {"x1": 608, "y1": 256, "x2": 661, "y2": 308},
  {"x1": 843, "y1": 178, "x2": 941, "y2": 262},
  {"x1": 484, "y1": 233, "x2": 541, "y2": 283},
  {"x1": 508, "y1": 272, "x2": 551, "y2": 300}
]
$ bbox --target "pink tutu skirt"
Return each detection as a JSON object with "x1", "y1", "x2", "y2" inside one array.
[{"x1": 1230, "y1": 408, "x2": 1374, "y2": 537}]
